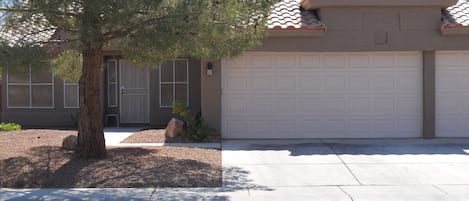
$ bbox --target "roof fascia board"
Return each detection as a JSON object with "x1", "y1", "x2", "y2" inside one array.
[
  {"x1": 441, "y1": 27, "x2": 469, "y2": 36},
  {"x1": 267, "y1": 29, "x2": 325, "y2": 37}
]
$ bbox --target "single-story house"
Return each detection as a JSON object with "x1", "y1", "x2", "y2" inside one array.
[{"x1": 1, "y1": 0, "x2": 469, "y2": 139}]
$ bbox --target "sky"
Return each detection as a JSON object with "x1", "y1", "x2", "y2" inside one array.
[{"x1": 0, "y1": 0, "x2": 13, "y2": 27}]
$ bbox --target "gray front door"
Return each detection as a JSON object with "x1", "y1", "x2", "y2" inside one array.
[{"x1": 119, "y1": 60, "x2": 150, "y2": 123}]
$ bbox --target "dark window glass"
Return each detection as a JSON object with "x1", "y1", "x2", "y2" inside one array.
[
  {"x1": 8, "y1": 85, "x2": 30, "y2": 107},
  {"x1": 31, "y1": 85, "x2": 53, "y2": 107}
]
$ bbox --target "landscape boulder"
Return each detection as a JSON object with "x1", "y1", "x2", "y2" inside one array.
[
  {"x1": 62, "y1": 135, "x2": 77, "y2": 150},
  {"x1": 165, "y1": 118, "x2": 184, "y2": 138}
]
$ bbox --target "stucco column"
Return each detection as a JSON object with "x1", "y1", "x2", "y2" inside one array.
[
  {"x1": 422, "y1": 51, "x2": 436, "y2": 139},
  {"x1": 200, "y1": 60, "x2": 222, "y2": 136}
]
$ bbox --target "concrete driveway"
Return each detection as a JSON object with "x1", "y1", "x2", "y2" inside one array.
[{"x1": 222, "y1": 139, "x2": 469, "y2": 200}]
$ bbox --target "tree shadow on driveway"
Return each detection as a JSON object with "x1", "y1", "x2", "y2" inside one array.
[{"x1": 223, "y1": 139, "x2": 469, "y2": 156}]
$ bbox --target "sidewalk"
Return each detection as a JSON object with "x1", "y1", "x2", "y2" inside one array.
[{"x1": 2, "y1": 185, "x2": 469, "y2": 201}]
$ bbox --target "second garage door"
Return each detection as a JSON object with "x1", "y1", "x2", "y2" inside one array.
[
  {"x1": 436, "y1": 51, "x2": 469, "y2": 137},
  {"x1": 222, "y1": 52, "x2": 422, "y2": 139}
]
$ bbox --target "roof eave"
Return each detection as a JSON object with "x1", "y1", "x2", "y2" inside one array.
[
  {"x1": 268, "y1": 26, "x2": 326, "y2": 37},
  {"x1": 441, "y1": 25, "x2": 469, "y2": 36}
]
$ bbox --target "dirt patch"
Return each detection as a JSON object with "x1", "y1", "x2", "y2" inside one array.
[
  {"x1": 121, "y1": 129, "x2": 221, "y2": 143},
  {"x1": 0, "y1": 130, "x2": 221, "y2": 188}
]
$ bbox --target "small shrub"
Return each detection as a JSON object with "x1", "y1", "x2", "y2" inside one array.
[
  {"x1": 172, "y1": 102, "x2": 214, "y2": 142},
  {"x1": 0, "y1": 122, "x2": 22, "y2": 131}
]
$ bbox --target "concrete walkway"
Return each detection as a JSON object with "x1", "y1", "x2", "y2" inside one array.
[
  {"x1": 103, "y1": 127, "x2": 220, "y2": 149},
  {"x1": 104, "y1": 127, "x2": 142, "y2": 146},
  {"x1": 2, "y1": 139, "x2": 469, "y2": 200}
]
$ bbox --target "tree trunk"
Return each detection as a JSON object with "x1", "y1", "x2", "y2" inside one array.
[{"x1": 75, "y1": 43, "x2": 106, "y2": 158}]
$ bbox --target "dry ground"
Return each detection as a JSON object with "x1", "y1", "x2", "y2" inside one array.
[
  {"x1": 122, "y1": 129, "x2": 221, "y2": 143},
  {"x1": 0, "y1": 130, "x2": 221, "y2": 188}
]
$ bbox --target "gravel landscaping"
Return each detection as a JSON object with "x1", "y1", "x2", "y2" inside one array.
[
  {"x1": 0, "y1": 130, "x2": 222, "y2": 188},
  {"x1": 122, "y1": 129, "x2": 221, "y2": 143}
]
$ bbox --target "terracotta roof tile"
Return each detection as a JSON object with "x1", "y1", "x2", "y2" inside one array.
[
  {"x1": 268, "y1": 0, "x2": 326, "y2": 31},
  {"x1": 442, "y1": 0, "x2": 469, "y2": 29}
]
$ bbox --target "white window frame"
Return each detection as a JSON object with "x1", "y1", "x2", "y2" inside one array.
[
  {"x1": 6, "y1": 68, "x2": 55, "y2": 109},
  {"x1": 107, "y1": 59, "x2": 118, "y2": 107},
  {"x1": 63, "y1": 81, "x2": 79, "y2": 108},
  {"x1": 159, "y1": 59, "x2": 189, "y2": 108}
]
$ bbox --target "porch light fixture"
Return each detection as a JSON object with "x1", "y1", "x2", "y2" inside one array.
[{"x1": 207, "y1": 62, "x2": 213, "y2": 76}]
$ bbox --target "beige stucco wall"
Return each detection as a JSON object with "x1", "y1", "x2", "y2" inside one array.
[
  {"x1": 200, "y1": 6, "x2": 469, "y2": 136},
  {"x1": 200, "y1": 60, "x2": 222, "y2": 135}
]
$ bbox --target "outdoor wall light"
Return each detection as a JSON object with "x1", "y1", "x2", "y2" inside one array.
[{"x1": 207, "y1": 62, "x2": 213, "y2": 76}]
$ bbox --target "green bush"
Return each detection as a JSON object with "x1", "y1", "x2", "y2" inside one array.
[
  {"x1": 172, "y1": 102, "x2": 213, "y2": 142},
  {"x1": 0, "y1": 122, "x2": 22, "y2": 131}
]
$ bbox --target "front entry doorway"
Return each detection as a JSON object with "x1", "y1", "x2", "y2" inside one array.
[{"x1": 119, "y1": 60, "x2": 150, "y2": 124}]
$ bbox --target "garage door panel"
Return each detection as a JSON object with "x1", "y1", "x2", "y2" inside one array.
[
  {"x1": 271, "y1": 121, "x2": 298, "y2": 137},
  {"x1": 274, "y1": 97, "x2": 296, "y2": 113},
  {"x1": 349, "y1": 54, "x2": 370, "y2": 68},
  {"x1": 324, "y1": 73, "x2": 347, "y2": 91},
  {"x1": 224, "y1": 97, "x2": 248, "y2": 115},
  {"x1": 396, "y1": 97, "x2": 420, "y2": 114},
  {"x1": 373, "y1": 119, "x2": 396, "y2": 133},
  {"x1": 437, "y1": 96, "x2": 459, "y2": 115},
  {"x1": 349, "y1": 119, "x2": 371, "y2": 133},
  {"x1": 372, "y1": 97, "x2": 395, "y2": 113},
  {"x1": 462, "y1": 53, "x2": 469, "y2": 65},
  {"x1": 460, "y1": 73, "x2": 469, "y2": 89},
  {"x1": 324, "y1": 54, "x2": 347, "y2": 68},
  {"x1": 396, "y1": 53, "x2": 421, "y2": 67},
  {"x1": 437, "y1": 53, "x2": 459, "y2": 67},
  {"x1": 324, "y1": 97, "x2": 347, "y2": 113},
  {"x1": 437, "y1": 72, "x2": 459, "y2": 90},
  {"x1": 223, "y1": 52, "x2": 422, "y2": 138},
  {"x1": 462, "y1": 96, "x2": 469, "y2": 110},
  {"x1": 373, "y1": 54, "x2": 395, "y2": 67},
  {"x1": 247, "y1": 120, "x2": 272, "y2": 133},
  {"x1": 349, "y1": 97, "x2": 371, "y2": 113},
  {"x1": 274, "y1": 75, "x2": 297, "y2": 90},
  {"x1": 299, "y1": 74, "x2": 321, "y2": 90},
  {"x1": 250, "y1": 75, "x2": 272, "y2": 90},
  {"x1": 250, "y1": 97, "x2": 272, "y2": 113},
  {"x1": 250, "y1": 55, "x2": 272, "y2": 68},
  {"x1": 437, "y1": 117, "x2": 468, "y2": 137},
  {"x1": 224, "y1": 75, "x2": 249, "y2": 90},
  {"x1": 372, "y1": 73, "x2": 395, "y2": 91},
  {"x1": 274, "y1": 55, "x2": 297, "y2": 68},
  {"x1": 349, "y1": 73, "x2": 371, "y2": 91},
  {"x1": 396, "y1": 119, "x2": 420, "y2": 133},
  {"x1": 298, "y1": 55, "x2": 321, "y2": 68},
  {"x1": 397, "y1": 73, "x2": 421, "y2": 91},
  {"x1": 436, "y1": 51, "x2": 469, "y2": 137},
  {"x1": 224, "y1": 120, "x2": 246, "y2": 137},
  {"x1": 298, "y1": 97, "x2": 322, "y2": 114}
]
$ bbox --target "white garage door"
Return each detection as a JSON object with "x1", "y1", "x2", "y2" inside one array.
[
  {"x1": 436, "y1": 51, "x2": 469, "y2": 137},
  {"x1": 222, "y1": 52, "x2": 422, "y2": 138}
]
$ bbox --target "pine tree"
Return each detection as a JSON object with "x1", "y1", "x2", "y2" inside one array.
[{"x1": 0, "y1": 0, "x2": 278, "y2": 158}]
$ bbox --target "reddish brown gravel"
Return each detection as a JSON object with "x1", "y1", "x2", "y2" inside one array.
[
  {"x1": 122, "y1": 129, "x2": 221, "y2": 143},
  {"x1": 0, "y1": 130, "x2": 221, "y2": 188}
]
